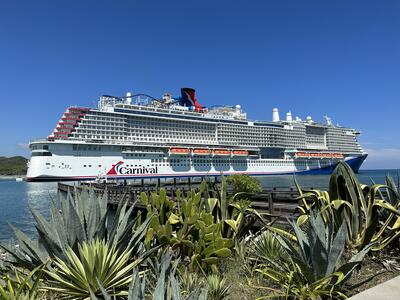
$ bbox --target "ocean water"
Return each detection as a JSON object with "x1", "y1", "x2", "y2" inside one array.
[{"x1": 0, "y1": 169, "x2": 399, "y2": 242}]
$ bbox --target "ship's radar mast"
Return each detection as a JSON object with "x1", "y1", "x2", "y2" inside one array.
[{"x1": 324, "y1": 115, "x2": 333, "y2": 126}]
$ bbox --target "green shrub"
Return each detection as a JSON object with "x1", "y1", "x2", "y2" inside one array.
[
  {"x1": 227, "y1": 174, "x2": 262, "y2": 195},
  {"x1": 141, "y1": 184, "x2": 234, "y2": 273},
  {"x1": 140, "y1": 176, "x2": 264, "y2": 272}
]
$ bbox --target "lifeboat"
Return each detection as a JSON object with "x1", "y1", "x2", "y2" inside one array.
[
  {"x1": 232, "y1": 150, "x2": 249, "y2": 156},
  {"x1": 333, "y1": 153, "x2": 344, "y2": 159},
  {"x1": 193, "y1": 148, "x2": 212, "y2": 155},
  {"x1": 213, "y1": 149, "x2": 231, "y2": 156},
  {"x1": 170, "y1": 148, "x2": 190, "y2": 155},
  {"x1": 296, "y1": 152, "x2": 308, "y2": 157}
]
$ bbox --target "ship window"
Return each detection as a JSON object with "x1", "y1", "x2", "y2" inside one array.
[
  {"x1": 84, "y1": 165, "x2": 87, "y2": 167},
  {"x1": 31, "y1": 152, "x2": 52, "y2": 157}
]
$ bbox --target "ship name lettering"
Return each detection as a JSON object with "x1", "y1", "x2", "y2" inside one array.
[{"x1": 118, "y1": 166, "x2": 158, "y2": 175}]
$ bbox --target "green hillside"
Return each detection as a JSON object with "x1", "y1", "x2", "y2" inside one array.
[{"x1": 0, "y1": 156, "x2": 28, "y2": 175}]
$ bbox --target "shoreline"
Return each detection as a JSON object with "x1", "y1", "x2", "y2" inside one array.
[{"x1": 0, "y1": 175, "x2": 25, "y2": 180}]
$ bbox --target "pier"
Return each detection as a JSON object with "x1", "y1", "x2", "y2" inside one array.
[{"x1": 57, "y1": 178, "x2": 308, "y2": 221}]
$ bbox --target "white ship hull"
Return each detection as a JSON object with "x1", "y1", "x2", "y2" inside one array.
[{"x1": 26, "y1": 152, "x2": 367, "y2": 181}]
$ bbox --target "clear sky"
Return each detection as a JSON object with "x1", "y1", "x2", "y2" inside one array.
[{"x1": 1, "y1": 0, "x2": 399, "y2": 169}]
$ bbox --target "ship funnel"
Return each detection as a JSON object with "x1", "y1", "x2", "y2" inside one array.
[
  {"x1": 180, "y1": 88, "x2": 202, "y2": 110},
  {"x1": 126, "y1": 92, "x2": 132, "y2": 104},
  {"x1": 272, "y1": 108, "x2": 280, "y2": 122},
  {"x1": 286, "y1": 111, "x2": 293, "y2": 122}
]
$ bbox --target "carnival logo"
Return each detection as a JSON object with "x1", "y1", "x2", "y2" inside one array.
[{"x1": 107, "y1": 161, "x2": 158, "y2": 175}]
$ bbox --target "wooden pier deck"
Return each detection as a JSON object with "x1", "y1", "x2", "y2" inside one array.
[{"x1": 57, "y1": 180, "x2": 307, "y2": 221}]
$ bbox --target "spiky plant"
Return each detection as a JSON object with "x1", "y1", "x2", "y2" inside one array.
[
  {"x1": 1, "y1": 187, "x2": 150, "y2": 270},
  {"x1": 205, "y1": 175, "x2": 266, "y2": 240},
  {"x1": 204, "y1": 274, "x2": 230, "y2": 300},
  {"x1": 295, "y1": 162, "x2": 400, "y2": 251},
  {"x1": 257, "y1": 212, "x2": 370, "y2": 299},
  {"x1": 43, "y1": 238, "x2": 148, "y2": 298},
  {"x1": 0, "y1": 264, "x2": 46, "y2": 300},
  {"x1": 248, "y1": 230, "x2": 288, "y2": 266},
  {"x1": 122, "y1": 251, "x2": 207, "y2": 300}
]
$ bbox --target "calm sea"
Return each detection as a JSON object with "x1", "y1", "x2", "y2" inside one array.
[{"x1": 0, "y1": 169, "x2": 399, "y2": 242}]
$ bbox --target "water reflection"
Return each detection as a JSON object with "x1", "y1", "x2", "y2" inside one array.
[{"x1": 0, "y1": 170, "x2": 398, "y2": 242}]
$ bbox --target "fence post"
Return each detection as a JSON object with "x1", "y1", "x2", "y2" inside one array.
[{"x1": 268, "y1": 193, "x2": 274, "y2": 215}]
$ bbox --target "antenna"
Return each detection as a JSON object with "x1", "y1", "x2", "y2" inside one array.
[{"x1": 324, "y1": 115, "x2": 333, "y2": 126}]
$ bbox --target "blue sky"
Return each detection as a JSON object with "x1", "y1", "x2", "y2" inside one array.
[{"x1": 0, "y1": 0, "x2": 399, "y2": 169}]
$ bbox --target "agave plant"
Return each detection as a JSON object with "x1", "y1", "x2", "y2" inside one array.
[
  {"x1": 248, "y1": 230, "x2": 288, "y2": 265},
  {"x1": 122, "y1": 250, "x2": 207, "y2": 300},
  {"x1": 257, "y1": 212, "x2": 370, "y2": 299},
  {"x1": 0, "y1": 265, "x2": 45, "y2": 300},
  {"x1": 205, "y1": 175, "x2": 266, "y2": 240},
  {"x1": 204, "y1": 274, "x2": 230, "y2": 300},
  {"x1": 43, "y1": 238, "x2": 149, "y2": 298},
  {"x1": 295, "y1": 162, "x2": 400, "y2": 251},
  {"x1": 2, "y1": 187, "x2": 150, "y2": 270}
]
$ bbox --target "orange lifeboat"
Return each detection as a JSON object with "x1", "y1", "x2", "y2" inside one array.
[
  {"x1": 213, "y1": 149, "x2": 231, "y2": 156},
  {"x1": 193, "y1": 148, "x2": 212, "y2": 155},
  {"x1": 334, "y1": 153, "x2": 344, "y2": 159},
  {"x1": 232, "y1": 150, "x2": 249, "y2": 156},
  {"x1": 170, "y1": 148, "x2": 190, "y2": 155}
]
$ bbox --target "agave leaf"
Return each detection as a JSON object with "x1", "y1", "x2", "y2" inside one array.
[
  {"x1": 224, "y1": 220, "x2": 238, "y2": 234},
  {"x1": 207, "y1": 198, "x2": 219, "y2": 214},
  {"x1": 326, "y1": 222, "x2": 346, "y2": 276},
  {"x1": 64, "y1": 195, "x2": 86, "y2": 246},
  {"x1": 152, "y1": 251, "x2": 166, "y2": 300},
  {"x1": 336, "y1": 244, "x2": 371, "y2": 282},
  {"x1": 30, "y1": 208, "x2": 62, "y2": 250},
  {"x1": 308, "y1": 214, "x2": 329, "y2": 280},
  {"x1": 128, "y1": 269, "x2": 145, "y2": 300}
]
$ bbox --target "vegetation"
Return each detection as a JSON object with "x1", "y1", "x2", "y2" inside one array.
[
  {"x1": 0, "y1": 156, "x2": 27, "y2": 176},
  {"x1": 0, "y1": 168, "x2": 399, "y2": 299},
  {"x1": 1, "y1": 187, "x2": 151, "y2": 270},
  {"x1": 257, "y1": 213, "x2": 370, "y2": 299},
  {"x1": 296, "y1": 162, "x2": 400, "y2": 251},
  {"x1": 44, "y1": 239, "x2": 146, "y2": 298},
  {"x1": 0, "y1": 265, "x2": 45, "y2": 300}
]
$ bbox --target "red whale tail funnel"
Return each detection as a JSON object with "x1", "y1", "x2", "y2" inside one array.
[{"x1": 180, "y1": 88, "x2": 203, "y2": 110}]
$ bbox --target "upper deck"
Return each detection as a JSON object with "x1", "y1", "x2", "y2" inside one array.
[{"x1": 30, "y1": 88, "x2": 363, "y2": 155}]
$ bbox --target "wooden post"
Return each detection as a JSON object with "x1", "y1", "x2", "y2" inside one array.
[{"x1": 268, "y1": 193, "x2": 274, "y2": 215}]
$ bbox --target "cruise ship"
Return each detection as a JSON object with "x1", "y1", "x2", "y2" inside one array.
[{"x1": 26, "y1": 88, "x2": 367, "y2": 181}]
